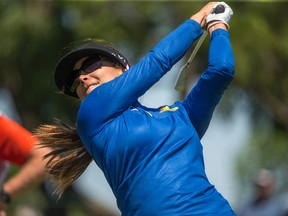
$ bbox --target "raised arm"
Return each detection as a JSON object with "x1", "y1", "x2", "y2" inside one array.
[{"x1": 181, "y1": 2, "x2": 234, "y2": 138}]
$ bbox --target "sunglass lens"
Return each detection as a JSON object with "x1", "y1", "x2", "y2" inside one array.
[
  {"x1": 81, "y1": 56, "x2": 102, "y2": 73},
  {"x1": 84, "y1": 61, "x2": 102, "y2": 73}
]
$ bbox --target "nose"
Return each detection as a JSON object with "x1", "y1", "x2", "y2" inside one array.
[{"x1": 78, "y1": 72, "x2": 90, "y2": 83}]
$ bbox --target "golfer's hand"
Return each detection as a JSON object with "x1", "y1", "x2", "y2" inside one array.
[
  {"x1": 190, "y1": 2, "x2": 217, "y2": 29},
  {"x1": 206, "y1": 2, "x2": 233, "y2": 31}
]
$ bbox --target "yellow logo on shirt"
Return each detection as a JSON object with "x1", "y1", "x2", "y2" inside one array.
[{"x1": 159, "y1": 106, "x2": 178, "y2": 113}]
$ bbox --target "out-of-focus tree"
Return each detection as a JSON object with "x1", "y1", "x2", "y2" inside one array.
[{"x1": 231, "y1": 2, "x2": 288, "y2": 130}]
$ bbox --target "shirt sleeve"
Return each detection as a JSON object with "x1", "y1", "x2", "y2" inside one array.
[
  {"x1": 181, "y1": 29, "x2": 235, "y2": 139},
  {"x1": 77, "y1": 19, "x2": 203, "y2": 137},
  {"x1": 0, "y1": 115, "x2": 36, "y2": 166}
]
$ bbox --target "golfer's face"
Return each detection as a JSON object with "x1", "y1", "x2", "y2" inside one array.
[
  {"x1": 71, "y1": 56, "x2": 124, "y2": 100},
  {"x1": 75, "y1": 65, "x2": 123, "y2": 100}
]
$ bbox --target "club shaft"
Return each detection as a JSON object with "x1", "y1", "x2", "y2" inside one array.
[
  {"x1": 175, "y1": 31, "x2": 207, "y2": 91},
  {"x1": 186, "y1": 31, "x2": 207, "y2": 66}
]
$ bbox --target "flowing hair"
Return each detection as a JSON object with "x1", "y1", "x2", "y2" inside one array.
[{"x1": 34, "y1": 118, "x2": 92, "y2": 199}]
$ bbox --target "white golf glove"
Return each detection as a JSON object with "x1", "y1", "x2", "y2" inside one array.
[{"x1": 206, "y1": 2, "x2": 233, "y2": 30}]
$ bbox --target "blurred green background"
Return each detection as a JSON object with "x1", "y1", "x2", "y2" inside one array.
[{"x1": 1, "y1": 1, "x2": 288, "y2": 215}]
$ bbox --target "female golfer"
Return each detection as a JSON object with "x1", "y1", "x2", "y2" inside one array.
[{"x1": 36, "y1": 2, "x2": 235, "y2": 215}]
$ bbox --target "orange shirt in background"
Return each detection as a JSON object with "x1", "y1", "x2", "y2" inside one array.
[{"x1": 0, "y1": 114, "x2": 36, "y2": 166}]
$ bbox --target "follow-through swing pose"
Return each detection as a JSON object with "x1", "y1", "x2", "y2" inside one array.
[{"x1": 36, "y1": 2, "x2": 235, "y2": 215}]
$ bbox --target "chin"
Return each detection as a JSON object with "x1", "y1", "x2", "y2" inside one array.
[{"x1": 86, "y1": 87, "x2": 96, "y2": 96}]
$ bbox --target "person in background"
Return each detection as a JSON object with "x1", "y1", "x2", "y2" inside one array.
[
  {"x1": 237, "y1": 168, "x2": 288, "y2": 216},
  {"x1": 0, "y1": 113, "x2": 51, "y2": 216},
  {"x1": 35, "y1": 2, "x2": 235, "y2": 215}
]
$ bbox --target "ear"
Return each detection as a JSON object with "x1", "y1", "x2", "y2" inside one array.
[{"x1": 121, "y1": 66, "x2": 128, "y2": 73}]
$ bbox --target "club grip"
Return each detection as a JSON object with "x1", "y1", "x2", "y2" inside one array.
[{"x1": 213, "y1": 4, "x2": 225, "y2": 14}]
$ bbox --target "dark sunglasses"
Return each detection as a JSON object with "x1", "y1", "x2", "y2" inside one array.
[{"x1": 69, "y1": 56, "x2": 118, "y2": 92}]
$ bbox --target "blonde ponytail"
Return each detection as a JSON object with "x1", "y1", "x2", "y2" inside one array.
[{"x1": 34, "y1": 119, "x2": 92, "y2": 199}]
